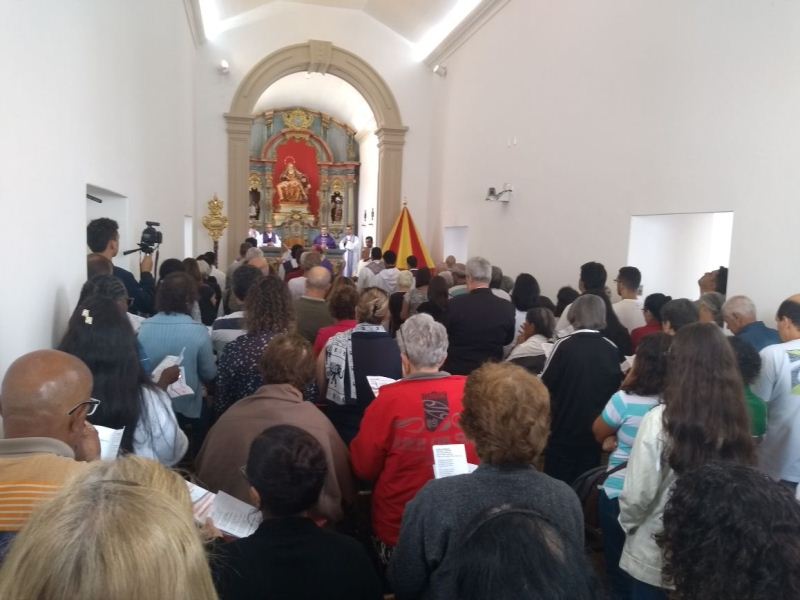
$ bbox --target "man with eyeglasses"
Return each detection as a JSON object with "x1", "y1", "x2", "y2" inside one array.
[{"x1": 0, "y1": 350, "x2": 100, "y2": 544}]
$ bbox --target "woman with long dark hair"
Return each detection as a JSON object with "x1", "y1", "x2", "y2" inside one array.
[
  {"x1": 58, "y1": 296, "x2": 188, "y2": 465},
  {"x1": 510, "y1": 273, "x2": 541, "y2": 333},
  {"x1": 416, "y1": 275, "x2": 450, "y2": 327},
  {"x1": 619, "y1": 323, "x2": 755, "y2": 599}
]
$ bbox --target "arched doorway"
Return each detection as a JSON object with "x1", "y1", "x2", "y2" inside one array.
[{"x1": 225, "y1": 40, "x2": 407, "y2": 260}]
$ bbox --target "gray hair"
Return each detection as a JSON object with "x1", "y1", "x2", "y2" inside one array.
[
  {"x1": 722, "y1": 295, "x2": 756, "y2": 321},
  {"x1": 466, "y1": 257, "x2": 492, "y2": 283},
  {"x1": 244, "y1": 247, "x2": 264, "y2": 261},
  {"x1": 439, "y1": 270, "x2": 454, "y2": 287},
  {"x1": 397, "y1": 313, "x2": 448, "y2": 368},
  {"x1": 568, "y1": 294, "x2": 607, "y2": 330},
  {"x1": 698, "y1": 292, "x2": 726, "y2": 326},
  {"x1": 305, "y1": 266, "x2": 331, "y2": 291}
]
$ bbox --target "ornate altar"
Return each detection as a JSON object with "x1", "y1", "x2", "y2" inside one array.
[{"x1": 248, "y1": 107, "x2": 360, "y2": 247}]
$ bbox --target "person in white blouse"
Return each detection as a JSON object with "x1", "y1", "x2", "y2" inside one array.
[{"x1": 338, "y1": 225, "x2": 361, "y2": 278}]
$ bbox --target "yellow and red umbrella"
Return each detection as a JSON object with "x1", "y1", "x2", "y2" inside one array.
[{"x1": 383, "y1": 205, "x2": 435, "y2": 269}]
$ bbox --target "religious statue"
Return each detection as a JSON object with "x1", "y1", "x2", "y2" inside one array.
[
  {"x1": 249, "y1": 191, "x2": 261, "y2": 220},
  {"x1": 330, "y1": 191, "x2": 344, "y2": 223},
  {"x1": 276, "y1": 158, "x2": 310, "y2": 204}
]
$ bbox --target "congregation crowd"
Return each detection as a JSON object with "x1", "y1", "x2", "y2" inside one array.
[{"x1": 0, "y1": 216, "x2": 799, "y2": 599}]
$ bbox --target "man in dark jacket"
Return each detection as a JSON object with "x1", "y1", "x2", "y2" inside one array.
[
  {"x1": 86, "y1": 218, "x2": 154, "y2": 315},
  {"x1": 541, "y1": 294, "x2": 623, "y2": 484},
  {"x1": 443, "y1": 256, "x2": 515, "y2": 375}
]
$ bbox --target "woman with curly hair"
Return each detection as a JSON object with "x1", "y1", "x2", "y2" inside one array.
[
  {"x1": 389, "y1": 362, "x2": 584, "y2": 600},
  {"x1": 619, "y1": 323, "x2": 755, "y2": 599},
  {"x1": 214, "y1": 275, "x2": 295, "y2": 418},
  {"x1": 657, "y1": 462, "x2": 800, "y2": 600}
]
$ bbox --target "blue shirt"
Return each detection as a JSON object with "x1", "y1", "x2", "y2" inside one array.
[
  {"x1": 737, "y1": 320, "x2": 781, "y2": 352},
  {"x1": 138, "y1": 313, "x2": 216, "y2": 419}
]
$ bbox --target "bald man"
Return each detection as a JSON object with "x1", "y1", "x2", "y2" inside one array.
[
  {"x1": 752, "y1": 295, "x2": 800, "y2": 489},
  {"x1": 0, "y1": 350, "x2": 99, "y2": 534},
  {"x1": 294, "y1": 266, "x2": 334, "y2": 343}
]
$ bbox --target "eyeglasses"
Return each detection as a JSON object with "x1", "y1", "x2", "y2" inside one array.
[{"x1": 67, "y1": 398, "x2": 101, "y2": 417}]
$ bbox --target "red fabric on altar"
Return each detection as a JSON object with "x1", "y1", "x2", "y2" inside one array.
[{"x1": 272, "y1": 140, "x2": 320, "y2": 216}]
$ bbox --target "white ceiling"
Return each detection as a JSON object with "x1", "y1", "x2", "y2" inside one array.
[
  {"x1": 213, "y1": 0, "x2": 459, "y2": 43},
  {"x1": 254, "y1": 72, "x2": 376, "y2": 133}
]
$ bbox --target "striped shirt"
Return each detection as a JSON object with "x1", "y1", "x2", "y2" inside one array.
[
  {"x1": 600, "y1": 391, "x2": 660, "y2": 498},
  {"x1": 0, "y1": 437, "x2": 87, "y2": 532}
]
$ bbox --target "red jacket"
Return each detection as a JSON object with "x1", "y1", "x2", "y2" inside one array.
[{"x1": 350, "y1": 374, "x2": 478, "y2": 546}]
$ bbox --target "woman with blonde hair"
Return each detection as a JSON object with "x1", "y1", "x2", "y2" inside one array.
[
  {"x1": 389, "y1": 362, "x2": 584, "y2": 599},
  {"x1": 317, "y1": 287, "x2": 402, "y2": 443},
  {"x1": 0, "y1": 456, "x2": 217, "y2": 600}
]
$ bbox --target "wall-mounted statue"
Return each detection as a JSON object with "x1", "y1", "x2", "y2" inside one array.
[
  {"x1": 330, "y1": 191, "x2": 344, "y2": 223},
  {"x1": 276, "y1": 157, "x2": 310, "y2": 204}
]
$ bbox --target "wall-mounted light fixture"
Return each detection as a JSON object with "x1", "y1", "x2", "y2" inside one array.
[
  {"x1": 486, "y1": 183, "x2": 513, "y2": 203},
  {"x1": 218, "y1": 59, "x2": 230, "y2": 74},
  {"x1": 432, "y1": 64, "x2": 447, "y2": 77}
]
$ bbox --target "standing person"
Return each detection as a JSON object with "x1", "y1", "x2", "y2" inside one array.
[
  {"x1": 660, "y1": 299, "x2": 699, "y2": 335},
  {"x1": 374, "y1": 250, "x2": 401, "y2": 295},
  {"x1": 416, "y1": 275, "x2": 450, "y2": 327},
  {"x1": 183, "y1": 258, "x2": 216, "y2": 326},
  {"x1": 751, "y1": 295, "x2": 800, "y2": 488},
  {"x1": 630, "y1": 293, "x2": 672, "y2": 351},
  {"x1": 86, "y1": 218, "x2": 154, "y2": 315},
  {"x1": 591, "y1": 333, "x2": 672, "y2": 600},
  {"x1": 619, "y1": 323, "x2": 755, "y2": 598},
  {"x1": 211, "y1": 264, "x2": 263, "y2": 355},
  {"x1": 350, "y1": 314, "x2": 478, "y2": 564},
  {"x1": 356, "y1": 236, "x2": 374, "y2": 274},
  {"x1": 313, "y1": 225, "x2": 337, "y2": 249},
  {"x1": 442, "y1": 257, "x2": 515, "y2": 376},
  {"x1": 613, "y1": 267, "x2": 646, "y2": 333},
  {"x1": 510, "y1": 273, "x2": 542, "y2": 337},
  {"x1": 338, "y1": 224, "x2": 361, "y2": 278},
  {"x1": 357, "y1": 247, "x2": 384, "y2": 291},
  {"x1": 402, "y1": 267, "x2": 431, "y2": 319},
  {"x1": 262, "y1": 222, "x2": 281, "y2": 247},
  {"x1": 317, "y1": 288, "x2": 402, "y2": 444},
  {"x1": 697, "y1": 292, "x2": 725, "y2": 327},
  {"x1": 541, "y1": 295, "x2": 623, "y2": 484},
  {"x1": 555, "y1": 262, "x2": 608, "y2": 336},
  {"x1": 214, "y1": 276, "x2": 294, "y2": 419},
  {"x1": 211, "y1": 425, "x2": 381, "y2": 600},
  {"x1": 59, "y1": 297, "x2": 187, "y2": 466},
  {"x1": 722, "y1": 295, "x2": 781, "y2": 351},
  {"x1": 138, "y1": 272, "x2": 216, "y2": 444}
]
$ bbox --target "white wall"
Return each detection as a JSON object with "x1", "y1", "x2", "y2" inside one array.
[
  {"x1": 628, "y1": 212, "x2": 733, "y2": 300},
  {"x1": 0, "y1": 0, "x2": 196, "y2": 375},
  {"x1": 430, "y1": 0, "x2": 800, "y2": 320},
  {"x1": 193, "y1": 3, "x2": 435, "y2": 263}
]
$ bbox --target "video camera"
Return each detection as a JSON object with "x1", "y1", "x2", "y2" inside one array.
[{"x1": 123, "y1": 221, "x2": 163, "y2": 255}]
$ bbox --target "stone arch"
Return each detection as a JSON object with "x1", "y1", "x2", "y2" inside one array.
[{"x1": 225, "y1": 40, "x2": 407, "y2": 259}]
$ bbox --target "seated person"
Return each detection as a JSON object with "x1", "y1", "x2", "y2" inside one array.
[
  {"x1": 59, "y1": 296, "x2": 188, "y2": 466},
  {"x1": 313, "y1": 284, "x2": 359, "y2": 356},
  {"x1": 0, "y1": 456, "x2": 216, "y2": 599},
  {"x1": 660, "y1": 298, "x2": 699, "y2": 335},
  {"x1": 389, "y1": 362, "x2": 583, "y2": 600},
  {"x1": 0, "y1": 351, "x2": 99, "y2": 542},
  {"x1": 631, "y1": 293, "x2": 672, "y2": 351},
  {"x1": 728, "y1": 337, "x2": 767, "y2": 438},
  {"x1": 452, "y1": 506, "x2": 597, "y2": 600},
  {"x1": 211, "y1": 425, "x2": 382, "y2": 600},
  {"x1": 658, "y1": 462, "x2": 800, "y2": 600},
  {"x1": 350, "y1": 314, "x2": 479, "y2": 562},
  {"x1": 197, "y1": 334, "x2": 353, "y2": 524},
  {"x1": 211, "y1": 264, "x2": 263, "y2": 355},
  {"x1": 317, "y1": 287, "x2": 402, "y2": 444},
  {"x1": 506, "y1": 307, "x2": 556, "y2": 374}
]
